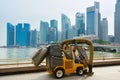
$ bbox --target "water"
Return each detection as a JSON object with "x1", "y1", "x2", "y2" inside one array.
[
  {"x1": 0, "y1": 48, "x2": 39, "y2": 64},
  {"x1": 90, "y1": 51, "x2": 120, "y2": 59},
  {"x1": 0, "y1": 48, "x2": 120, "y2": 64},
  {"x1": 0, "y1": 48, "x2": 38, "y2": 59}
]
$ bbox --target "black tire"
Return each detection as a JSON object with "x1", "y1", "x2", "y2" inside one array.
[
  {"x1": 54, "y1": 69, "x2": 64, "y2": 79},
  {"x1": 83, "y1": 70, "x2": 87, "y2": 74},
  {"x1": 76, "y1": 68, "x2": 84, "y2": 76}
]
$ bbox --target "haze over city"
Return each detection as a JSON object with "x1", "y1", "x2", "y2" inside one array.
[{"x1": 0, "y1": 0, "x2": 115, "y2": 46}]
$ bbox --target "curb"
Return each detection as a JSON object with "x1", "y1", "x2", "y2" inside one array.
[{"x1": 0, "y1": 60, "x2": 120, "y2": 75}]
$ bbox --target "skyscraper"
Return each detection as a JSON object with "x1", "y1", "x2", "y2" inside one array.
[
  {"x1": 7, "y1": 23, "x2": 14, "y2": 46},
  {"x1": 39, "y1": 21, "x2": 49, "y2": 44},
  {"x1": 16, "y1": 23, "x2": 22, "y2": 46},
  {"x1": 23, "y1": 23, "x2": 30, "y2": 46},
  {"x1": 19, "y1": 27, "x2": 27, "y2": 46},
  {"x1": 61, "y1": 14, "x2": 71, "y2": 41},
  {"x1": 98, "y1": 12, "x2": 101, "y2": 40},
  {"x1": 75, "y1": 12, "x2": 85, "y2": 36},
  {"x1": 114, "y1": 0, "x2": 120, "y2": 43},
  {"x1": 68, "y1": 26, "x2": 77, "y2": 39},
  {"x1": 16, "y1": 23, "x2": 30, "y2": 46},
  {"x1": 108, "y1": 35, "x2": 114, "y2": 43},
  {"x1": 86, "y1": 2, "x2": 100, "y2": 37},
  {"x1": 101, "y1": 18, "x2": 108, "y2": 41},
  {"x1": 30, "y1": 29, "x2": 37, "y2": 47},
  {"x1": 58, "y1": 31, "x2": 61, "y2": 42},
  {"x1": 50, "y1": 20, "x2": 58, "y2": 42},
  {"x1": 49, "y1": 27, "x2": 55, "y2": 42}
]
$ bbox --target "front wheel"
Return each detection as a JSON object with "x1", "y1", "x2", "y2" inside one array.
[
  {"x1": 76, "y1": 68, "x2": 84, "y2": 76},
  {"x1": 54, "y1": 69, "x2": 64, "y2": 79}
]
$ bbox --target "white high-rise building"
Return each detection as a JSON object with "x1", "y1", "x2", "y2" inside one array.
[{"x1": 101, "y1": 18, "x2": 108, "y2": 41}]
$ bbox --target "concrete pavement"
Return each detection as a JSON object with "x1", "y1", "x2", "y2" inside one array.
[{"x1": 0, "y1": 66, "x2": 120, "y2": 80}]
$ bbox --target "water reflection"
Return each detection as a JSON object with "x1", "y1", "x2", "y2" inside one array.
[
  {"x1": 0, "y1": 48, "x2": 38, "y2": 59},
  {"x1": 0, "y1": 48, "x2": 120, "y2": 59},
  {"x1": 0, "y1": 48, "x2": 120, "y2": 64}
]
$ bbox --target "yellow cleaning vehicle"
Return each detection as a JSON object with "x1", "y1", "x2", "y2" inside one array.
[{"x1": 32, "y1": 38, "x2": 94, "y2": 78}]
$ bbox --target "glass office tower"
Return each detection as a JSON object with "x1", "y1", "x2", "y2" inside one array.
[
  {"x1": 86, "y1": 2, "x2": 100, "y2": 38},
  {"x1": 101, "y1": 18, "x2": 108, "y2": 41},
  {"x1": 7, "y1": 23, "x2": 14, "y2": 46},
  {"x1": 75, "y1": 12, "x2": 85, "y2": 36},
  {"x1": 30, "y1": 29, "x2": 37, "y2": 47},
  {"x1": 16, "y1": 23, "x2": 30, "y2": 47},
  {"x1": 50, "y1": 20, "x2": 58, "y2": 42},
  {"x1": 114, "y1": 0, "x2": 120, "y2": 43},
  {"x1": 39, "y1": 21, "x2": 49, "y2": 44},
  {"x1": 61, "y1": 14, "x2": 71, "y2": 41}
]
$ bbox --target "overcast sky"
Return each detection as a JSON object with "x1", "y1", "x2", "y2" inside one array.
[{"x1": 0, "y1": 0, "x2": 116, "y2": 46}]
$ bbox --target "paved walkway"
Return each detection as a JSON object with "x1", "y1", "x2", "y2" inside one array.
[{"x1": 0, "y1": 66, "x2": 120, "y2": 80}]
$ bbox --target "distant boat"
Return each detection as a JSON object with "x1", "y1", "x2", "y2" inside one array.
[
  {"x1": 3, "y1": 46, "x2": 6, "y2": 48},
  {"x1": 16, "y1": 46, "x2": 19, "y2": 48}
]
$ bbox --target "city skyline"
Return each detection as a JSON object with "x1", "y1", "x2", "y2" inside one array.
[{"x1": 0, "y1": 0, "x2": 116, "y2": 45}]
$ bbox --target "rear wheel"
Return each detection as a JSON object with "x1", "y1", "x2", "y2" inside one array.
[
  {"x1": 76, "y1": 68, "x2": 84, "y2": 76},
  {"x1": 54, "y1": 69, "x2": 64, "y2": 79}
]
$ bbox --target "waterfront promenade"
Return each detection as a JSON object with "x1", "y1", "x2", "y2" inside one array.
[
  {"x1": 0, "y1": 65, "x2": 120, "y2": 80},
  {"x1": 0, "y1": 58, "x2": 120, "y2": 74}
]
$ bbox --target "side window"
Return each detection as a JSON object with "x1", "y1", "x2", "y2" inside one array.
[
  {"x1": 66, "y1": 48, "x2": 70, "y2": 55},
  {"x1": 61, "y1": 51, "x2": 65, "y2": 57},
  {"x1": 65, "y1": 45, "x2": 73, "y2": 59}
]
